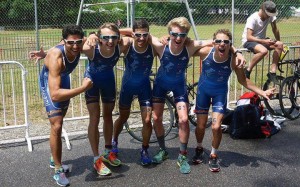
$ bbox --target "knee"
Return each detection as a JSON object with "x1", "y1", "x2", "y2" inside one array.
[
  {"x1": 211, "y1": 122, "x2": 221, "y2": 132},
  {"x1": 51, "y1": 123, "x2": 63, "y2": 136},
  {"x1": 259, "y1": 49, "x2": 268, "y2": 56},
  {"x1": 152, "y1": 113, "x2": 162, "y2": 123},
  {"x1": 276, "y1": 41, "x2": 284, "y2": 50},
  {"x1": 178, "y1": 116, "x2": 189, "y2": 125}
]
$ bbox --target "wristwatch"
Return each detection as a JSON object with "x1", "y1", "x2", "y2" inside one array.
[{"x1": 234, "y1": 50, "x2": 242, "y2": 56}]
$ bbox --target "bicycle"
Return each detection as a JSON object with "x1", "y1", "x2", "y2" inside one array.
[
  {"x1": 263, "y1": 45, "x2": 289, "y2": 116},
  {"x1": 279, "y1": 58, "x2": 300, "y2": 120},
  {"x1": 124, "y1": 72, "x2": 199, "y2": 143}
]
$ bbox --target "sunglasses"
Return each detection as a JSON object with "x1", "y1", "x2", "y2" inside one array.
[
  {"x1": 134, "y1": 32, "x2": 149, "y2": 38},
  {"x1": 64, "y1": 39, "x2": 83, "y2": 45},
  {"x1": 100, "y1": 35, "x2": 119, "y2": 41},
  {"x1": 169, "y1": 31, "x2": 187, "y2": 38},
  {"x1": 214, "y1": 39, "x2": 231, "y2": 45}
]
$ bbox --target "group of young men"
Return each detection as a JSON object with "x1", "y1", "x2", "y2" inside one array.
[{"x1": 30, "y1": 1, "x2": 279, "y2": 186}]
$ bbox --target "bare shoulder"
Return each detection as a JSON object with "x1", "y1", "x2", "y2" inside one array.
[{"x1": 44, "y1": 47, "x2": 63, "y2": 69}]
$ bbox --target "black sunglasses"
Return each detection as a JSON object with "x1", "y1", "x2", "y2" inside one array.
[
  {"x1": 134, "y1": 32, "x2": 149, "y2": 38},
  {"x1": 100, "y1": 35, "x2": 119, "y2": 41},
  {"x1": 169, "y1": 31, "x2": 187, "y2": 38},
  {"x1": 64, "y1": 39, "x2": 83, "y2": 45},
  {"x1": 214, "y1": 39, "x2": 231, "y2": 45}
]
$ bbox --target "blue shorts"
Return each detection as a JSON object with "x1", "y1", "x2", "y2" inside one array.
[
  {"x1": 84, "y1": 71, "x2": 116, "y2": 104},
  {"x1": 39, "y1": 75, "x2": 70, "y2": 118},
  {"x1": 195, "y1": 82, "x2": 228, "y2": 115},
  {"x1": 119, "y1": 79, "x2": 152, "y2": 109},
  {"x1": 152, "y1": 78, "x2": 188, "y2": 104}
]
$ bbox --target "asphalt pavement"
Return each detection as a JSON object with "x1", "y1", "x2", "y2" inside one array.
[{"x1": 1, "y1": 118, "x2": 300, "y2": 187}]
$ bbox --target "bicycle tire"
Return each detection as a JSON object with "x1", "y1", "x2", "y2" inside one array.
[
  {"x1": 263, "y1": 76, "x2": 285, "y2": 116},
  {"x1": 187, "y1": 82, "x2": 198, "y2": 126},
  {"x1": 279, "y1": 76, "x2": 300, "y2": 120},
  {"x1": 124, "y1": 97, "x2": 174, "y2": 143}
]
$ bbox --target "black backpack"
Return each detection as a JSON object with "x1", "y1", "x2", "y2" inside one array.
[{"x1": 229, "y1": 104, "x2": 265, "y2": 139}]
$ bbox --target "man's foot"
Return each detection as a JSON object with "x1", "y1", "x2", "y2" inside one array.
[
  {"x1": 267, "y1": 72, "x2": 280, "y2": 85},
  {"x1": 244, "y1": 68, "x2": 251, "y2": 79},
  {"x1": 94, "y1": 158, "x2": 112, "y2": 176},
  {"x1": 112, "y1": 140, "x2": 119, "y2": 154},
  {"x1": 53, "y1": 167, "x2": 70, "y2": 186},
  {"x1": 177, "y1": 154, "x2": 191, "y2": 174},
  {"x1": 192, "y1": 147, "x2": 204, "y2": 164},
  {"x1": 208, "y1": 154, "x2": 220, "y2": 172},
  {"x1": 100, "y1": 150, "x2": 121, "y2": 167},
  {"x1": 50, "y1": 157, "x2": 69, "y2": 173},
  {"x1": 140, "y1": 149, "x2": 152, "y2": 166},
  {"x1": 152, "y1": 148, "x2": 169, "y2": 164}
]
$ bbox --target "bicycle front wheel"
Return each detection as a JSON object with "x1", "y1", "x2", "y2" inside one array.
[
  {"x1": 124, "y1": 97, "x2": 174, "y2": 143},
  {"x1": 263, "y1": 76, "x2": 284, "y2": 116},
  {"x1": 279, "y1": 76, "x2": 300, "y2": 120}
]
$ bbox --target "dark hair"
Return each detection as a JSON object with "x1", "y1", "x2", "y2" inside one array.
[
  {"x1": 132, "y1": 19, "x2": 149, "y2": 32},
  {"x1": 62, "y1": 25, "x2": 84, "y2": 39},
  {"x1": 213, "y1": 29, "x2": 232, "y2": 41}
]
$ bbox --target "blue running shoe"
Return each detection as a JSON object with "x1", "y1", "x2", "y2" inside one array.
[
  {"x1": 140, "y1": 149, "x2": 152, "y2": 166},
  {"x1": 50, "y1": 156, "x2": 69, "y2": 173},
  {"x1": 177, "y1": 154, "x2": 191, "y2": 174},
  {"x1": 53, "y1": 167, "x2": 70, "y2": 186},
  {"x1": 152, "y1": 148, "x2": 169, "y2": 164},
  {"x1": 209, "y1": 154, "x2": 220, "y2": 172}
]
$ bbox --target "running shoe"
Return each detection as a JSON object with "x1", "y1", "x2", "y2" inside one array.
[
  {"x1": 152, "y1": 148, "x2": 169, "y2": 164},
  {"x1": 267, "y1": 72, "x2": 280, "y2": 85},
  {"x1": 140, "y1": 149, "x2": 152, "y2": 166},
  {"x1": 100, "y1": 150, "x2": 121, "y2": 167},
  {"x1": 208, "y1": 154, "x2": 220, "y2": 172},
  {"x1": 50, "y1": 157, "x2": 69, "y2": 173},
  {"x1": 53, "y1": 167, "x2": 70, "y2": 186},
  {"x1": 94, "y1": 158, "x2": 112, "y2": 176},
  {"x1": 177, "y1": 154, "x2": 191, "y2": 174},
  {"x1": 192, "y1": 147, "x2": 204, "y2": 164},
  {"x1": 112, "y1": 140, "x2": 119, "y2": 154}
]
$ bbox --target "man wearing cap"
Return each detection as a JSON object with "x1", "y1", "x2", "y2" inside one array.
[{"x1": 242, "y1": 1, "x2": 283, "y2": 84}]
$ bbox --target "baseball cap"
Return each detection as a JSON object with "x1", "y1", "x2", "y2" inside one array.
[{"x1": 263, "y1": 1, "x2": 278, "y2": 17}]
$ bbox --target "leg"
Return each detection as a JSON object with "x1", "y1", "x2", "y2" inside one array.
[
  {"x1": 140, "y1": 106, "x2": 153, "y2": 166},
  {"x1": 49, "y1": 116, "x2": 64, "y2": 170},
  {"x1": 87, "y1": 102, "x2": 101, "y2": 157},
  {"x1": 102, "y1": 102, "x2": 115, "y2": 147},
  {"x1": 270, "y1": 41, "x2": 283, "y2": 73},
  {"x1": 192, "y1": 113, "x2": 208, "y2": 164},
  {"x1": 247, "y1": 44, "x2": 268, "y2": 72},
  {"x1": 152, "y1": 102, "x2": 169, "y2": 164},
  {"x1": 112, "y1": 107, "x2": 130, "y2": 153}
]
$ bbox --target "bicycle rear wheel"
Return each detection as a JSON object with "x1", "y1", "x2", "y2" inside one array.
[
  {"x1": 187, "y1": 82, "x2": 198, "y2": 126},
  {"x1": 263, "y1": 76, "x2": 284, "y2": 116},
  {"x1": 279, "y1": 76, "x2": 300, "y2": 120},
  {"x1": 124, "y1": 97, "x2": 174, "y2": 143}
]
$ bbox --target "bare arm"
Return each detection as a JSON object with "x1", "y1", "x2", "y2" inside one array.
[
  {"x1": 46, "y1": 48, "x2": 93, "y2": 102},
  {"x1": 148, "y1": 34, "x2": 165, "y2": 58},
  {"x1": 232, "y1": 58, "x2": 275, "y2": 100},
  {"x1": 271, "y1": 21, "x2": 280, "y2": 41},
  {"x1": 82, "y1": 35, "x2": 97, "y2": 59},
  {"x1": 119, "y1": 28, "x2": 133, "y2": 37},
  {"x1": 246, "y1": 28, "x2": 276, "y2": 46}
]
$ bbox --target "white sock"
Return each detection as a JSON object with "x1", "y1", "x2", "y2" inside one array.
[
  {"x1": 93, "y1": 156, "x2": 99, "y2": 163},
  {"x1": 211, "y1": 147, "x2": 217, "y2": 155},
  {"x1": 197, "y1": 143, "x2": 203, "y2": 149}
]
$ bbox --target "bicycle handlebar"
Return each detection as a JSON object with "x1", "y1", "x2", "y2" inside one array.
[{"x1": 278, "y1": 59, "x2": 300, "y2": 73}]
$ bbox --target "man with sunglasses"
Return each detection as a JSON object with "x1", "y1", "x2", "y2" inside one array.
[
  {"x1": 111, "y1": 19, "x2": 156, "y2": 166},
  {"x1": 37, "y1": 25, "x2": 93, "y2": 186},
  {"x1": 148, "y1": 17, "x2": 246, "y2": 174},
  {"x1": 193, "y1": 29, "x2": 275, "y2": 172},
  {"x1": 242, "y1": 1, "x2": 283, "y2": 84},
  {"x1": 83, "y1": 23, "x2": 131, "y2": 176}
]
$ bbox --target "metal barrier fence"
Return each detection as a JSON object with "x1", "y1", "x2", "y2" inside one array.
[{"x1": 0, "y1": 61, "x2": 32, "y2": 152}]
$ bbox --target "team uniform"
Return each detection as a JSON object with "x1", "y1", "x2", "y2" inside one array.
[
  {"x1": 39, "y1": 45, "x2": 80, "y2": 118},
  {"x1": 119, "y1": 43, "x2": 154, "y2": 108},
  {"x1": 153, "y1": 42, "x2": 189, "y2": 104},
  {"x1": 84, "y1": 44, "x2": 120, "y2": 103},
  {"x1": 195, "y1": 48, "x2": 232, "y2": 114}
]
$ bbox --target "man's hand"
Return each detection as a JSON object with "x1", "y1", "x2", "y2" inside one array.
[
  {"x1": 263, "y1": 38, "x2": 276, "y2": 46},
  {"x1": 160, "y1": 35, "x2": 169, "y2": 45},
  {"x1": 29, "y1": 46, "x2": 46, "y2": 64},
  {"x1": 82, "y1": 77, "x2": 93, "y2": 90},
  {"x1": 235, "y1": 53, "x2": 246, "y2": 68},
  {"x1": 261, "y1": 87, "x2": 276, "y2": 101},
  {"x1": 86, "y1": 33, "x2": 98, "y2": 46}
]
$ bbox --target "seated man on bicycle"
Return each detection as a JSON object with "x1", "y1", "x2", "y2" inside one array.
[{"x1": 242, "y1": 1, "x2": 283, "y2": 84}]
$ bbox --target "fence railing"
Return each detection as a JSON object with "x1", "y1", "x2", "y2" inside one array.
[{"x1": 0, "y1": 61, "x2": 32, "y2": 152}]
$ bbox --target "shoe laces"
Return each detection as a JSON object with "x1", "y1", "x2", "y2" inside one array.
[{"x1": 109, "y1": 152, "x2": 117, "y2": 160}]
